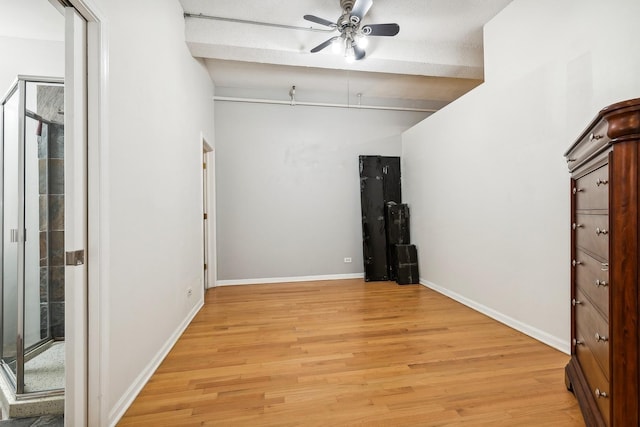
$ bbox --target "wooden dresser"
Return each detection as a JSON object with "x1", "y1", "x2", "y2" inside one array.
[{"x1": 564, "y1": 98, "x2": 640, "y2": 427}]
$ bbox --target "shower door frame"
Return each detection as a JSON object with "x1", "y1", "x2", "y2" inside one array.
[{"x1": 0, "y1": 75, "x2": 66, "y2": 398}]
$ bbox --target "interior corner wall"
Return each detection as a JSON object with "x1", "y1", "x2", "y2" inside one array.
[
  {"x1": 214, "y1": 101, "x2": 427, "y2": 282},
  {"x1": 402, "y1": 0, "x2": 640, "y2": 353},
  {"x1": 87, "y1": 0, "x2": 215, "y2": 423}
]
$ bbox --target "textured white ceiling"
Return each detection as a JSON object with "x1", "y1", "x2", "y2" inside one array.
[
  {"x1": 180, "y1": 0, "x2": 514, "y2": 107},
  {"x1": 0, "y1": 0, "x2": 514, "y2": 109}
]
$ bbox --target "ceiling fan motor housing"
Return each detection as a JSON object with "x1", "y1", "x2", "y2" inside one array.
[{"x1": 340, "y1": 0, "x2": 355, "y2": 13}]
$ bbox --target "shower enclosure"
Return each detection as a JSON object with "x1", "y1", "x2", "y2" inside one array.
[{"x1": 1, "y1": 76, "x2": 65, "y2": 398}]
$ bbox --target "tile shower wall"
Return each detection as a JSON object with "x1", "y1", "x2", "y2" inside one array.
[{"x1": 37, "y1": 86, "x2": 64, "y2": 341}]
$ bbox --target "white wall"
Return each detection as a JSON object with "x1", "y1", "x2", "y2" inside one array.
[
  {"x1": 402, "y1": 0, "x2": 640, "y2": 353},
  {"x1": 84, "y1": 0, "x2": 215, "y2": 423},
  {"x1": 0, "y1": 36, "x2": 64, "y2": 101},
  {"x1": 215, "y1": 102, "x2": 427, "y2": 282}
]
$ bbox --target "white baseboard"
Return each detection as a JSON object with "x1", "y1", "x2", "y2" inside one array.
[
  {"x1": 216, "y1": 273, "x2": 365, "y2": 287},
  {"x1": 108, "y1": 298, "x2": 204, "y2": 426},
  {"x1": 420, "y1": 279, "x2": 570, "y2": 355}
]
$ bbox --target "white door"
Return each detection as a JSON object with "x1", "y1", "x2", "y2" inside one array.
[
  {"x1": 64, "y1": 7, "x2": 88, "y2": 426},
  {"x1": 203, "y1": 141, "x2": 216, "y2": 288},
  {"x1": 203, "y1": 150, "x2": 209, "y2": 289}
]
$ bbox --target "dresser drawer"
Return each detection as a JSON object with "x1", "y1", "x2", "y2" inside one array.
[
  {"x1": 574, "y1": 250, "x2": 609, "y2": 320},
  {"x1": 566, "y1": 120, "x2": 610, "y2": 171},
  {"x1": 574, "y1": 164, "x2": 609, "y2": 211},
  {"x1": 575, "y1": 288, "x2": 610, "y2": 379},
  {"x1": 575, "y1": 214, "x2": 609, "y2": 260},
  {"x1": 575, "y1": 339, "x2": 611, "y2": 426}
]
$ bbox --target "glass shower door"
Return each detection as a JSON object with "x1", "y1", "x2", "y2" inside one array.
[
  {"x1": 24, "y1": 80, "x2": 65, "y2": 393},
  {"x1": 2, "y1": 86, "x2": 20, "y2": 381},
  {"x1": 1, "y1": 78, "x2": 65, "y2": 396}
]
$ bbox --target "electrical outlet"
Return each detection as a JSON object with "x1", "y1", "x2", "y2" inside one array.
[
  {"x1": 344, "y1": 257, "x2": 352, "y2": 263},
  {"x1": 187, "y1": 287, "x2": 193, "y2": 297}
]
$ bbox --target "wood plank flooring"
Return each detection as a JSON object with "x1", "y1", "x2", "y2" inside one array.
[{"x1": 118, "y1": 279, "x2": 584, "y2": 426}]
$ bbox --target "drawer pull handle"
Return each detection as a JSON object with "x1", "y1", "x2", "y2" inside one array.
[
  {"x1": 596, "y1": 178, "x2": 608, "y2": 186},
  {"x1": 572, "y1": 223, "x2": 584, "y2": 230},
  {"x1": 572, "y1": 299, "x2": 582, "y2": 306},
  {"x1": 595, "y1": 227, "x2": 608, "y2": 236},
  {"x1": 572, "y1": 338, "x2": 584, "y2": 346},
  {"x1": 595, "y1": 332, "x2": 608, "y2": 342},
  {"x1": 595, "y1": 332, "x2": 609, "y2": 342},
  {"x1": 572, "y1": 187, "x2": 584, "y2": 194},
  {"x1": 572, "y1": 260, "x2": 583, "y2": 267},
  {"x1": 595, "y1": 388, "x2": 608, "y2": 398},
  {"x1": 590, "y1": 133, "x2": 604, "y2": 142},
  {"x1": 601, "y1": 262, "x2": 609, "y2": 271},
  {"x1": 566, "y1": 158, "x2": 576, "y2": 163},
  {"x1": 595, "y1": 279, "x2": 608, "y2": 287}
]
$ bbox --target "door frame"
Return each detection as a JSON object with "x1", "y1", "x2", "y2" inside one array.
[
  {"x1": 64, "y1": 6, "x2": 88, "y2": 423},
  {"x1": 202, "y1": 136, "x2": 216, "y2": 288},
  {"x1": 59, "y1": 0, "x2": 108, "y2": 425}
]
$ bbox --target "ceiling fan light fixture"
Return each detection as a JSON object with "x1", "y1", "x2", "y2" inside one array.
[
  {"x1": 345, "y1": 44, "x2": 356, "y2": 63},
  {"x1": 332, "y1": 37, "x2": 343, "y2": 53},
  {"x1": 355, "y1": 34, "x2": 368, "y2": 49}
]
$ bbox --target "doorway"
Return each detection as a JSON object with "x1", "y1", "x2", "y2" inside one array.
[
  {"x1": 202, "y1": 138, "x2": 216, "y2": 289},
  {"x1": 0, "y1": 1, "x2": 92, "y2": 423}
]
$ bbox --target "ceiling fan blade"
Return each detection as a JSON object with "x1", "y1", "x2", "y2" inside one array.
[
  {"x1": 304, "y1": 14, "x2": 336, "y2": 28},
  {"x1": 362, "y1": 23, "x2": 400, "y2": 36},
  {"x1": 311, "y1": 36, "x2": 339, "y2": 53},
  {"x1": 351, "y1": 0, "x2": 373, "y2": 23},
  {"x1": 353, "y1": 44, "x2": 366, "y2": 60}
]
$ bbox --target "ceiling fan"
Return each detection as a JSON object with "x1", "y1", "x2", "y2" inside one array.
[{"x1": 304, "y1": 0, "x2": 400, "y2": 62}]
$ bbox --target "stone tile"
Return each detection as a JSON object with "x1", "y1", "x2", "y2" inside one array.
[
  {"x1": 47, "y1": 125, "x2": 63, "y2": 160},
  {"x1": 0, "y1": 417, "x2": 39, "y2": 426},
  {"x1": 39, "y1": 304, "x2": 48, "y2": 340},
  {"x1": 36, "y1": 85, "x2": 64, "y2": 124},
  {"x1": 0, "y1": 415, "x2": 64, "y2": 426},
  {"x1": 38, "y1": 160, "x2": 47, "y2": 195},
  {"x1": 48, "y1": 267, "x2": 64, "y2": 303},
  {"x1": 47, "y1": 196, "x2": 63, "y2": 232},
  {"x1": 47, "y1": 160, "x2": 63, "y2": 195},
  {"x1": 51, "y1": 325, "x2": 64, "y2": 341},
  {"x1": 38, "y1": 196, "x2": 48, "y2": 232},
  {"x1": 47, "y1": 232, "x2": 64, "y2": 267},
  {"x1": 49, "y1": 303, "x2": 64, "y2": 340},
  {"x1": 39, "y1": 232, "x2": 47, "y2": 267},
  {"x1": 37, "y1": 124, "x2": 48, "y2": 159},
  {"x1": 32, "y1": 415, "x2": 64, "y2": 427},
  {"x1": 39, "y1": 268, "x2": 48, "y2": 303}
]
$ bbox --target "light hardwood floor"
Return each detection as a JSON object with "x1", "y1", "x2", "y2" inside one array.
[{"x1": 118, "y1": 279, "x2": 584, "y2": 426}]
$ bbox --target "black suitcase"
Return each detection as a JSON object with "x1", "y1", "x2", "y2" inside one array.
[
  {"x1": 386, "y1": 202, "x2": 410, "y2": 244},
  {"x1": 359, "y1": 156, "x2": 401, "y2": 281},
  {"x1": 385, "y1": 202, "x2": 410, "y2": 280},
  {"x1": 396, "y1": 244, "x2": 419, "y2": 285}
]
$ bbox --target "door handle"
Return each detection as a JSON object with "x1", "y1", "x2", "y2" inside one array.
[{"x1": 65, "y1": 249, "x2": 85, "y2": 266}]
